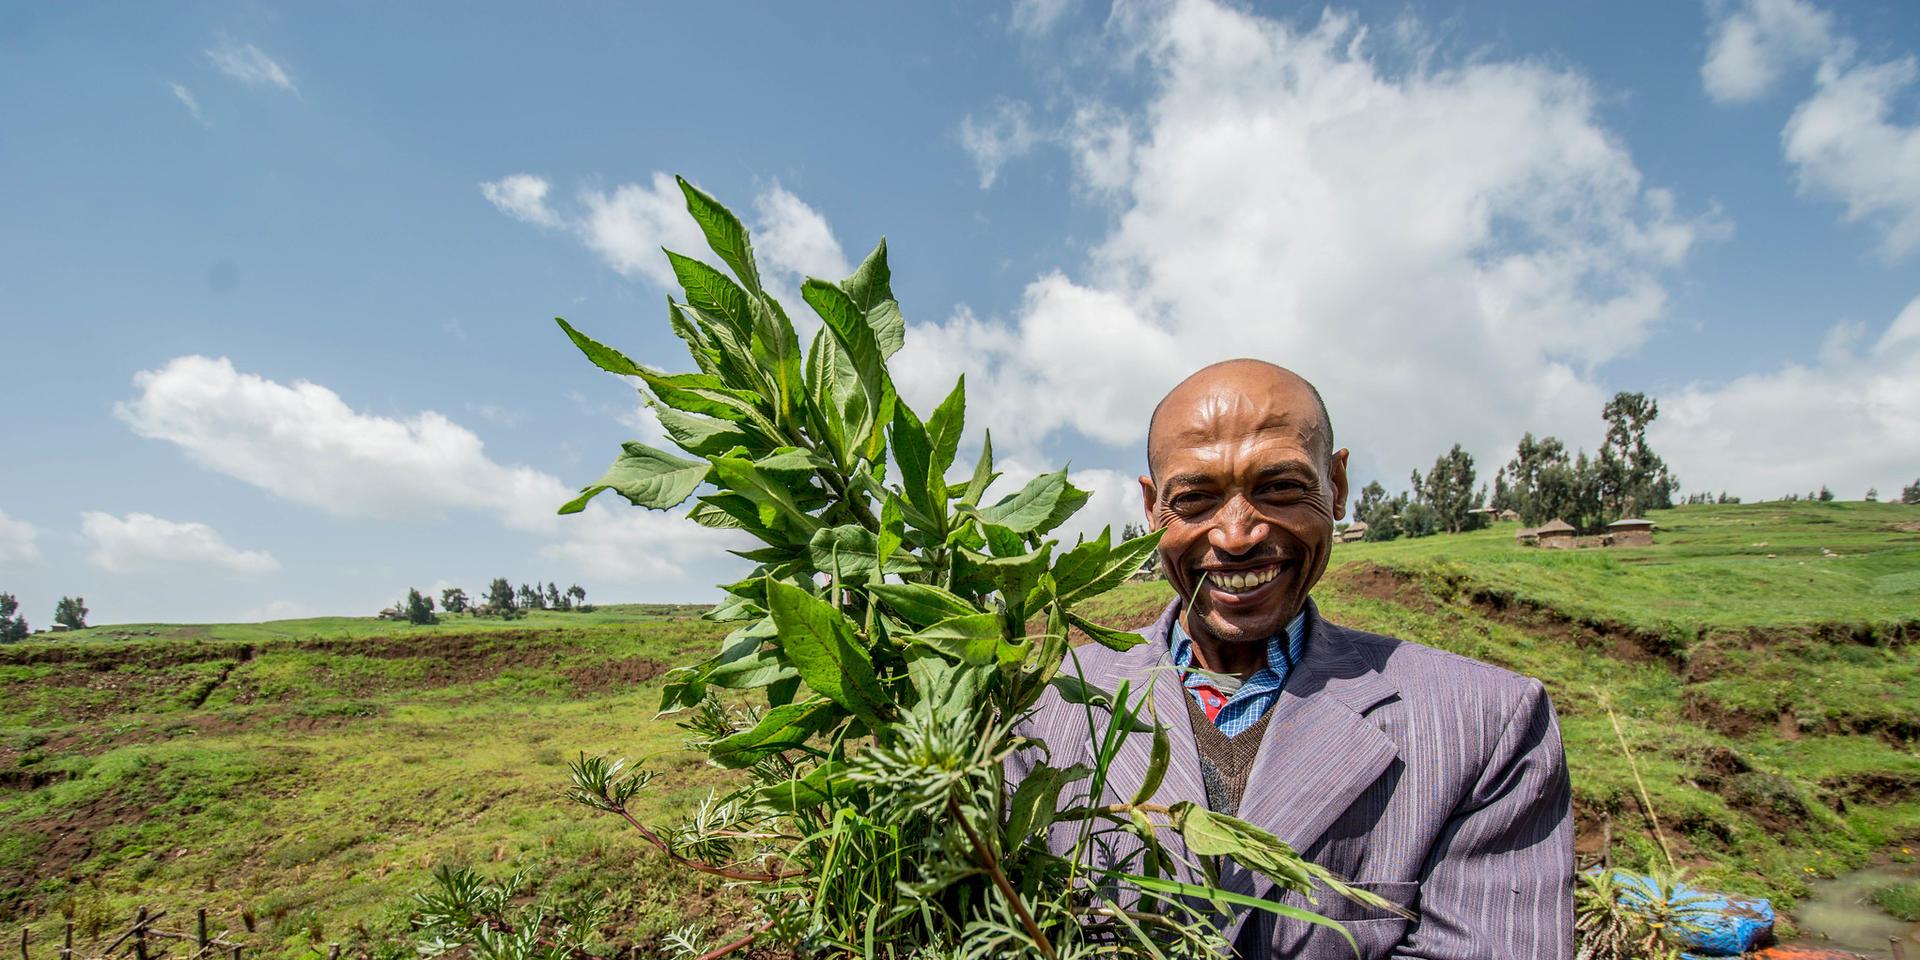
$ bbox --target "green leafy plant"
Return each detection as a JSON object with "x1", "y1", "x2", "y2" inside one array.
[{"x1": 524, "y1": 177, "x2": 1389, "y2": 958}]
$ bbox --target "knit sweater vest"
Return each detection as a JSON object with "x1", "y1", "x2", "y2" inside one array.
[{"x1": 1182, "y1": 688, "x2": 1276, "y2": 817}]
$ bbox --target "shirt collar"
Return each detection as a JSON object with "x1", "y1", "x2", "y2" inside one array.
[{"x1": 1169, "y1": 608, "x2": 1308, "y2": 682}]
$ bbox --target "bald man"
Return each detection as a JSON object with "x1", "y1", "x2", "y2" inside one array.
[{"x1": 1010, "y1": 360, "x2": 1573, "y2": 959}]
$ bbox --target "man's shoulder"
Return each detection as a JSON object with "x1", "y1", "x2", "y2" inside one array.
[{"x1": 1323, "y1": 615, "x2": 1553, "y2": 727}]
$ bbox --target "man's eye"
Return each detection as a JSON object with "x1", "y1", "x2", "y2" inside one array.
[{"x1": 1170, "y1": 493, "x2": 1212, "y2": 509}]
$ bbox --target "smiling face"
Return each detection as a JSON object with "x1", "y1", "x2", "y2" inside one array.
[{"x1": 1139, "y1": 360, "x2": 1348, "y2": 651}]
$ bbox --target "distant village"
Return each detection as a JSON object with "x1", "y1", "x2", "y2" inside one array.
[{"x1": 1337, "y1": 509, "x2": 1658, "y2": 550}]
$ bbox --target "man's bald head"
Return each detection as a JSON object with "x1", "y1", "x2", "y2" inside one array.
[{"x1": 1146, "y1": 359, "x2": 1334, "y2": 482}]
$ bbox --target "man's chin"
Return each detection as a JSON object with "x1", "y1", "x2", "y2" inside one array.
[{"x1": 1195, "y1": 605, "x2": 1289, "y2": 646}]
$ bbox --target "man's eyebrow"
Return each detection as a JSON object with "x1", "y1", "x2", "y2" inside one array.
[
  {"x1": 1253, "y1": 460, "x2": 1318, "y2": 480},
  {"x1": 1162, "y1": 473, "x2": 1215, "y2": 490}
]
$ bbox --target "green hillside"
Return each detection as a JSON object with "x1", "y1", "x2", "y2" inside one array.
[{"x1": 4, "y1": 501, "x2": 1917, "y2": 955}]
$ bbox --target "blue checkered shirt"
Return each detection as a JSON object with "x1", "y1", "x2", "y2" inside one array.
[{"x1": 1169, "y1": 610, "x2": 1308, "y2": 737}]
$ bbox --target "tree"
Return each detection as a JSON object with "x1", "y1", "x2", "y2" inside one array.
[
  {"x1": 1414, "y1": 444, "x2": 1484, "y2": 533},
  {"x1": 404, "y1": 588, "x2": 438, "y2": 625},
  {"x1": 1866, "y1": 488, "x2": 1879, "y2": 503},
  {"x1": 440, "y1": 587, "x2": 470, "y2": 615},
  {"x1": 566, "y1": 584, "x2": 587, "y2": 610},
  {"x1": 53, "y1": 596, "x2": 87, "y2": 630},
  {"x1": 517, "y1": 583, "x2": 545, "y2": 610},
  {"x1": 546, "y1": 581, "x2": 566, "y2": 611},
  {"x1": 1354, "y1": 480, "x2": 1401, "y2": 541},
  {"x1": 1599, "y1": 392, "x2": 1678, "y2": 518},
  {"x1": 1904, "y1": 479, "x2": 1920, "y2": 504},
  {"x1": 0, "y1": 593, "x2": 27, "y2": 643},
  {"x1": 486, "y1": 577, "x2": 521, "y2": 620},
  {"x1": 1817, "y1": 485, "x2": 1834, "y2": 502}
]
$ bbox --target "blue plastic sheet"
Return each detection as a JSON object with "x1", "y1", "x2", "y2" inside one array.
[{"x1": 1595, "y1": 869, "x2": 1774, "y2": 958}]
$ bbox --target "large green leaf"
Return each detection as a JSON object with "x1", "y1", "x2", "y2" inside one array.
[
  {"x1": 665, "y1": 299, "x2": 720, "y2": 377},
  {"x1": 705, "y1": 644, "x2": 798, "y2": 690},
  {"x1": 707, "y1": 699, "x2": 834, "y2": 768},
  {"x1": 841, "y1": 239, "x2": 905, "y2": 357},
  {"x1": 1004, "y1": 762, "x2": 1089, "y2": 849},
  {"x1": 676, "y1": 176, "x2": 761, "y2": 294},
  {"x1": 653, "y1": 402, "x2": 754, "y2": 458},
  {"x1": 977, "y1": 468, "x2": 1083, "y2": 533},
  {"x1": 807, "y1": 525, "x2": 925, "y2": 583},
  {"x1": 1067, "y1": 611, "x2": 1147, "y2": 652},
  {"x1": 756, "y1": 760, "x2": 851, "y2": 814},
  {"x1": 666, "y1": 250, "x2": 753, "y2": 337},
  {"x1": 906, "y1": 612, "x2": 1028, "y2": 667},
  {"x1": 710, "y1": 456, "x2": 823, "y2": 537},
  {"x1": 559, "y1": 442, "x2": 709, "y2": 514},
  {"x1": 868, "y1": 582, "x2": 978, "y2": 628},
  {"x1": 802, "y1": 279, "x2": 888, "y2": 452},
  {"x1": 1055, "y1": 527, "x2": 1164, "y2": 605},
  {"x1": 960, "y1": 430, "x2": 998, "y2": 508},
  {"x1": 890, "y1": 402, "x2": 942, "y2": 530},
  {"x1": 926, "y1": 376, "x2": 965, "y2": 477},
  {"x1": 555, "y1": 318, "x2": 641, "y2": 376},
  {"x1": 1166, "y1": 802, "x2": 1313, "y2": 890},
  {"x1": 764, "y1": 580, "x2": 891, "y2": 728}
]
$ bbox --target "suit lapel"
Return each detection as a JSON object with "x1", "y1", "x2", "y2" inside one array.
[{"x1": 1223, "y1": 604, "x2": 1402, "y2": 902}]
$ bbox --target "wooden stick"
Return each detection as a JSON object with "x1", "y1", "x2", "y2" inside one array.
[
  {"x1": 20, "y1": 926, "x2": 28, "y2": 960},
  {"x1": 133, "y1": 909, "x2": 149, "y2": 960},
  {"x1": 63, "y1": 922, "x2": 73, "y2": 960},
  {"x1": 195, "y1": 912, "x2": 206, "y2": 959},
  {"x1": 1605, "y1": 703, "x2": 1674, "y2": 870}
]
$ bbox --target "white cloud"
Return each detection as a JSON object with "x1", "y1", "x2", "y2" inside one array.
[
  {"x1": 578, "y1": 173, "x2": 720, "y2": 288},
  {"x1": 480, "y1": 174, "x2": 563, "y2": 229},
  {"x1": 1701, "y1": 0, "x2": 1836, "y2": 103},
  {"x1": 81, "y1": 512, "x2": 279, "y2": 575},
  {"x1": 115, "y1": 355, "x2": 744, "y2": 588},
  {"x1": 496, "y1": 173, "x2": 853, "y2": 299},
  {"x1": 206, "y1": 38, "x2": 297, "y2": 94},
  {"x1": 959, "y1": 100, "x2": 1042, "y2": 189},
  {"x1": 169, "y1": 82, "x2": 209, "y2": 126},
  {"x1": 0, "y1": 510, "x2": 41, "y2": 565},
  {"x1": 754, "y1": 184, "x2": 850, "y2": 283},
  {"x1": 907, "y1": 1, "x2": 1710, "y2": 486},
  {"x1": 1783, "y1": 53, "x2": 1920, "y2": 257},
  {"x1": 1652, "y1": 296, "x2": 1920, "y2": 499},
  {"x1": 1011, "y1": 0, "x2": 1077, "y2": 37}
]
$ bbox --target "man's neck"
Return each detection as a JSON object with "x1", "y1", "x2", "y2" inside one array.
[{"x1": 1181, "y1": 612, "x2": 1270, "y2": 680}]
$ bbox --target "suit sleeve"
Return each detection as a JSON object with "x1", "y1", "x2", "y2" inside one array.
[{"x1": 1393, "y1": 679, "x2": 1574, "y2": 960}]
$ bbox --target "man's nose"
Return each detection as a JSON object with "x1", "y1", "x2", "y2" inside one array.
[{"x1": 1207, "y1": 495, "x2": 1272, "y2": 556}]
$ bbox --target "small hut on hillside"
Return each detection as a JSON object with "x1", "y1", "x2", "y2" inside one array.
[
  {"x1": 1536, "y1": 518, "x2": 1576, "y2": 549},
  {"x1": 1515, "y1": 526, "x2": 1539, "y2": 545},
  {"x1": 1497, "y1": 508, "x2": 1521, "y2": 523},
  {"x1": 1339, "y1": 520, "x2": 1369, "y2": 543},
  {"x1": 1607, "y1": 517, "x2": 1655, "y2": 547}
]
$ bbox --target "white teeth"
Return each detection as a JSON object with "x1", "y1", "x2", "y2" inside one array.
[{"x1": 1214, "y1": 567, "x2": 1279, "y2": 592}]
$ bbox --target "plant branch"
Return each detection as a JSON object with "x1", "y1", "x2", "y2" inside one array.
[
  {"x1": 948, "y1": 794, "x2": 1056, "y2": 960},
  {"x1": 609, "y1": 805, "x2": 804, "y2": 882},
  {"x1": 694, "y1": 921, "x2": 773, "y2": 960}
]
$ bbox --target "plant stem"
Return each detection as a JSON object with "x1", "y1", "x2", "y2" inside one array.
[
  {"x1": 947, "y1": 794, "x2": 1056, "y2": 960},
  {"x1": 1605, "y1": 702, "x2": 1674, "y2": 871},
  {"x1": 611, "y1": 805, "x2": 804, "y2": 882},
  {"x1": 694, "y1": 921, "x2": 773, "y2": 960}
]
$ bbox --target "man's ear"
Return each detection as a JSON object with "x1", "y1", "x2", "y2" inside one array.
[
  {"x1": 1330, "y1": 448, "x2": 1350, "y2": 521},
  {"x1": 1138, "y1": 474, "x2": 1160, "y2": 530}
]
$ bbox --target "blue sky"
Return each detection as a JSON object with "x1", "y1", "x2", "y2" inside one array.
[{"x1": 2, "y1": 0, "x2": 1916, "y2": 624}]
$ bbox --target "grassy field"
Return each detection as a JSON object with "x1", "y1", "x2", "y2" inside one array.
[{"x1": 3, "y1": 501, "x2": 1917, "y2": 955}]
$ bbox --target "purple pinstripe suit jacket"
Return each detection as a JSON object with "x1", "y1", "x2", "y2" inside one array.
[{"x1": 1008, "y1": 598, "x2": 1574, "y2": 959}]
